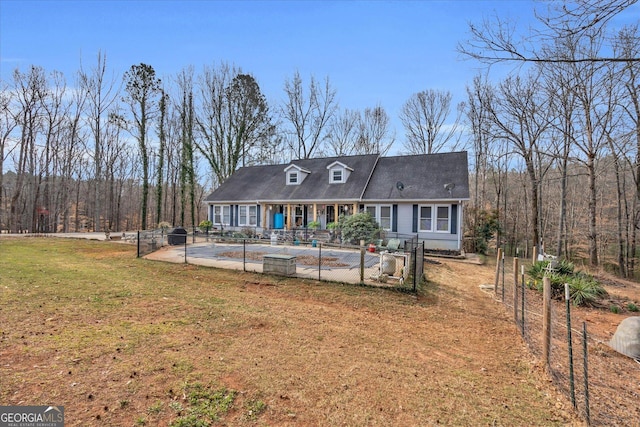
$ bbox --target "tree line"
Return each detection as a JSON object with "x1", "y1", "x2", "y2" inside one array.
[
  {"x1": 462, "y1": 0, "x2": 640, "y2": 277},
  {"x1": 0, "y1": 54, "x2": 464, "y2": 235},
  {"x1": 1, "y1": 1, "x2": 639, "y2": 277}
]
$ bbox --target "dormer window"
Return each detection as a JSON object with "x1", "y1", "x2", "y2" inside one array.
[
  {"x1": 327, "y1": 161, "x2": 353, "y2": 184},
  {"x1": 284, "y1": 164, "x2": 310, "y2": 185}
]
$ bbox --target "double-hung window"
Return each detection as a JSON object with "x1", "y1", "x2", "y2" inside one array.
[
  {"x1": 365, "y1": 205, "x2": 392, "y2": 231},
  {"x1": 364, "y1": 206, "x2": 376, "y2": 219},
  {"x1": 288, "y1": 172, "x2": 298, "y2": 184},
  {"x1": 436, "y1": 205, "x2": 450, "y2": 232},
  {"x1": 248, "y1": 206, "x2": 257, "y2": 226},
  {"x1": 419, "y1": 206, "x2": 433, "y2": 231},
  {"x1": 238, "y1": 206, "x2": 257, "y2": 226},
  {"x1": 213, "y1": 205, "x2": 230, "y2": 226},
  {"x1": 379, "y1": 205, "x2": 392, "y2": 230}
]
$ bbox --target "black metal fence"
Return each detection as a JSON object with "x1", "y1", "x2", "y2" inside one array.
[
  {"x1": 494, "y1": 253, "x2": 639, "y2": 426},
  {"x1": 132, "y1": 228, "x2": 426, "y2": 292}
]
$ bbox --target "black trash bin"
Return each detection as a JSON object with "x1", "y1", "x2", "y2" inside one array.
[{"x1": 168, "y1": 227, "x2": 187, "y2": 245}]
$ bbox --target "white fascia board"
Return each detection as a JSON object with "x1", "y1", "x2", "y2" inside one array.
[
  {"x1": 326, "y1": 161, "x2": 354, "y2": 171},
  {"x1": 284, "y1": 164, "x2": 311, "y2": 174}
]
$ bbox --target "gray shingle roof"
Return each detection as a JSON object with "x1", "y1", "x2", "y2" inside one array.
[
  {"x1": 204, "y1": 151, "x2": 469, "y2": 203},
  {"x1": 204, "y1": 154, "x2": 379, "y2": 203},
  {"x1": 361, "y1": 151, "x2": 469, "y2": 201}
]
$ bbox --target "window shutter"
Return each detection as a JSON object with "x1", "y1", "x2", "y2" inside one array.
[
  {"x1": 451, "y1": 204, "x2": 458, "y2": 234},
  {"x1": 392, "y1": 204, "x2": 398, "y2": 232},
  {"x1": 257, "y1": 205, "x2": 261, "y2": 227},
  {"x1": 412, "y1": 205, "x2": 418, "y2": 233}
]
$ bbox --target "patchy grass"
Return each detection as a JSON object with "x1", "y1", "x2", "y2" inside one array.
[{"x1": 0, "y1": 238, "x2": 576, "y2": 426}]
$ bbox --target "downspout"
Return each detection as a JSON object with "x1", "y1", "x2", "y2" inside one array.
[{"x1": 359, "y1": 155, "x2": 381, "y2": 203}]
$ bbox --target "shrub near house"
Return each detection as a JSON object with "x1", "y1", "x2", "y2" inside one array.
[{"x1": 339, "y1": 212, "x2": 380, "y2": 245}]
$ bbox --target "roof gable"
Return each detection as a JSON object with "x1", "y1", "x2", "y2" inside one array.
[
  {"x1": 326, "y1": 161, "x2": 354, "y2": 171},
  {"x1": 284, "y1": 164, "x2": 311, "y2": 174}
]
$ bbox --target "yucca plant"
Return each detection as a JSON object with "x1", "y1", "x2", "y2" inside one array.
[
  {"x1": 527, "y1": 260, "x2": 605, "y2": 306},
  {"x1": 568, "y1": 274, "x2": 606, "y2": 306}
]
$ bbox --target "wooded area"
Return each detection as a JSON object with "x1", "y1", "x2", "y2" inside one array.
[{"x1": 0, "y1": 1, "x2": 638, "y2": 276}]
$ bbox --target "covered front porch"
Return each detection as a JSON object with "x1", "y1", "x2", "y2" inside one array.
[{"x1": 261, "y1": 202, "x2": 360, "y2": 231}]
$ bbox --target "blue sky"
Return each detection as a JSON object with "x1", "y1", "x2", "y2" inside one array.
[{"x1": 1, "y1": 0, "x2": 638, "y2": 148}]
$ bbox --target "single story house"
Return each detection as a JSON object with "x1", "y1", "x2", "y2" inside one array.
[{"x1": 203, "y1": 151, "x2": 470, "y2": 251}]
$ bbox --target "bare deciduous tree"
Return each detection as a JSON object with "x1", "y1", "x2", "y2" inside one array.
[
  {"x1": 195, "y1": 63, "x2": 273, "y2": 183},
  {"x1": 79, "y1": 51, "x2": 119, "y2": 232},
  {"x1": 281, "y1": 71, "x2": 337, "y2": 159},
  {"x1": 356, "y1": 105, "x2": 395, "y2": 155},
  {"x1": 613, "y1": 24, "x2": 640, "y2": 274},
  {"x1": 458, "y1": 0, "x2": 639, "y2": 64},
  {"x1": 400, "y1": 89, "x2": 462, "y2": 154},
  {"x1": 485, "y1": 72, "x2": 553, "y2": 252},
  {"x1": 465, "y1": 73, "x2": 495, "y2": 250},
  {"x1": 10, "y1": 66, "x2": 46, "y2": 233},
  {"x1": 0, "y1": 83, "x2": 17, "y2": 230},
  {"x1": 326, "y1": 108, "x2": 359, "y2": 156}
]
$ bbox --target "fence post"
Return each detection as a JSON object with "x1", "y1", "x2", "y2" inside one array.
[
  {"x1": 501, "y1": 249, "x2": 505, "y2": 302},
  {"x1": 318, "y1": 243, "x2": 322, "y2": 281},
  {"x1": 565, "y1": 283, "x2": 576, "y2": 408},
  {"x1": 243, "y1": 239, "x2": 246, "y2": 272},
  {"x1": 494, "y1": 248, "x2": 502, "y2": 297},
  {"x1": 532, "y1": 245, "x2": 538, "y2": 264},
  {"x1": 416, "y1": 246, "x2": 424, "y2": 292},
  {"x1": 359, "y1": 240, "x2": 365, "y2": 285},
  {"x1": 582, "y1": 322, "x2": 591, "y2": 425},
  {"x1": 513, "y1": 257, "x2": 519, "y2": 323},
  {"x1": 542, "y1": 276, "x2": 552, "y2": 372},
  {"x1": 521, "y1": 264, "x2": 526, "y2": 337},
  {"x1": 137, "y1": 230, "x2": 140, "y2": 258}
]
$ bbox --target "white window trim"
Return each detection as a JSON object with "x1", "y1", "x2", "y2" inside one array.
[
  {"x1": 365, "y1": 204, "x2": 393, "y2": 231},
  {"x1": 238, "y1": 205, "x2": 257, "y2": 226},
  {"x1": 329, "y1": 167, "x2": 345, "y2": 183},
  {"x1": 418, "y1": 205, "x2": 433, "y2": 232},
  {"x1": 212, "y1": 205, "x2": 230, "y2": 226},
  {"x1": 379, "y1": 205, "x2": 392, "y2": 231},
  {"x1": 326, "y1": 161, "x2": 352, "y2": 184},
  {"x1": 435, "y1": 204, "x2": 450, "y2": 233},
  {"x1": 249, "y1": 206, "x2": 257, "y2": 226},
  {"x1": 284, "y1": 164, "x2": 310, "y2": 185},
  {"x1": 287, "y1": 171, "x2": 299, "y2": 185},
  {"x1": 364, "y1": 205, "x2": 377, "y2": 219}
]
